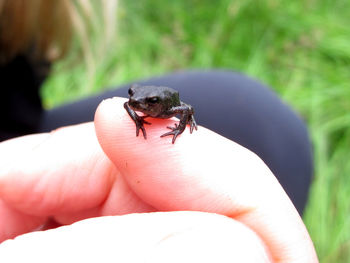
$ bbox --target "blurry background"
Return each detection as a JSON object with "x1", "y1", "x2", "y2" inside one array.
[{"x1": 41, "y1": 0, "x2": 350, "y2": 262}]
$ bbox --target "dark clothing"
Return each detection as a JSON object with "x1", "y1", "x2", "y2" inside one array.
[
  {"x1": 0, "y1": 55, "x2": 44, "y2": 141},
  {"x1": 1, "y1": 58, "x2": 313, "y2": 215}
]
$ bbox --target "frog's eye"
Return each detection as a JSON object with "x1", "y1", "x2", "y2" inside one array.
[
  {"x1": 147, "y1": 97, "x2": 159, "y2": 104},
  {"x1": 128, "y1": 88, "x2": 134, "y2": 96}
]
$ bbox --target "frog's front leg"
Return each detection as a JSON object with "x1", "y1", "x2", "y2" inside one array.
[
  {"x1": 160, "y1": 104, "x2": 197, "y2": 144},
  {"x1": 124, "y1": 102, "x2": 151, "y2": 139}
]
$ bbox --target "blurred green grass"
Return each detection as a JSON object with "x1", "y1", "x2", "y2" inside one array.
[{"x1": 42, "y1": 0, "x2": 350, "y2": 261}]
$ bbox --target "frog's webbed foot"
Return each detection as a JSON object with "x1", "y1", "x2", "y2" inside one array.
[
  {"x1": 134, "y1": 115, "x2": 151, "y2": 139},
  {"x1": 161, "y1": 123, "x2": 184, "y2": 144},
  {"x1": 161, "y1": 111, "x2": 198, "y2": 143}
]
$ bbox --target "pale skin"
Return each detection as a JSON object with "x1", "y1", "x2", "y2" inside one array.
[{"x1": 0, "y1": 97, "x2": 318, "y2": 262}]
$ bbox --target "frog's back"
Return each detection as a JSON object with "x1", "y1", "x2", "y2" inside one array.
[{"x1": 147, "y1": 86, "x2": 179, "y2": 101}]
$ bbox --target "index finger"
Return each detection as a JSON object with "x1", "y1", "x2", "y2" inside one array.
[{"x1": 95, "y1": 97, "x2": 318, "y2": 263}]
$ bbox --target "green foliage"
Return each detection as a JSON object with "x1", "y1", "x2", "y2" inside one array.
[{"x1": 42, "y1": 0, "x2": 350, "y2": 261}]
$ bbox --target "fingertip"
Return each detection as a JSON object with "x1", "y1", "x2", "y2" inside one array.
[{"x1": 94, "y1": 97, "x2": 128, "y2": 137}]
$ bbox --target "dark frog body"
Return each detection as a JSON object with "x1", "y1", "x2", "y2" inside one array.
[{"x1": 124, "y1": 84, "x2": 197, "y2": 143}]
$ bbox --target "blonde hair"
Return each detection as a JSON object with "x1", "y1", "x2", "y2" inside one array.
[{"x1": 0, "y1": 0, "x2": 117, "y2": 64}]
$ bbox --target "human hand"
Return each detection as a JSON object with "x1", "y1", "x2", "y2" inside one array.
[{"x1": 0, "y1": 97, "x2": 318, "y2": 262}]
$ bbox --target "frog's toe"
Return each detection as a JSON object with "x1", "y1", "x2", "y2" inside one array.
[
  {"x1": 141, "y1": 116, "x2": 152, "y2": 125},
  {"x1": 161, "y1": 130, "x2": 175, "y2": 137},
  {"x1": 171, "y1": 133, "x2": 180, "y2": 144},
  {"x1": 140, "y1": 128, "x2": 147, "y2": 139},
  {"x1": 189, "y1": 117, "x2": 198, "y2": 133},
  {"x1": 136, "y1": 124, "x2": 147, "y2": 139},
  {"x1": 160, "y1": 129, "x2": 181, "y2": 144},
  {"x1": 166, "y1": 123, "x2": 178, "y2": 131},
  {"x1": 189, "y1": 122, "x2": 197, "y2": 133}
]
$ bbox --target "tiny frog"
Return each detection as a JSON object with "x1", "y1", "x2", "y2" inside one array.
[{"x1": 124, "y1": 84, "x2": 197, "y2": 144}]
